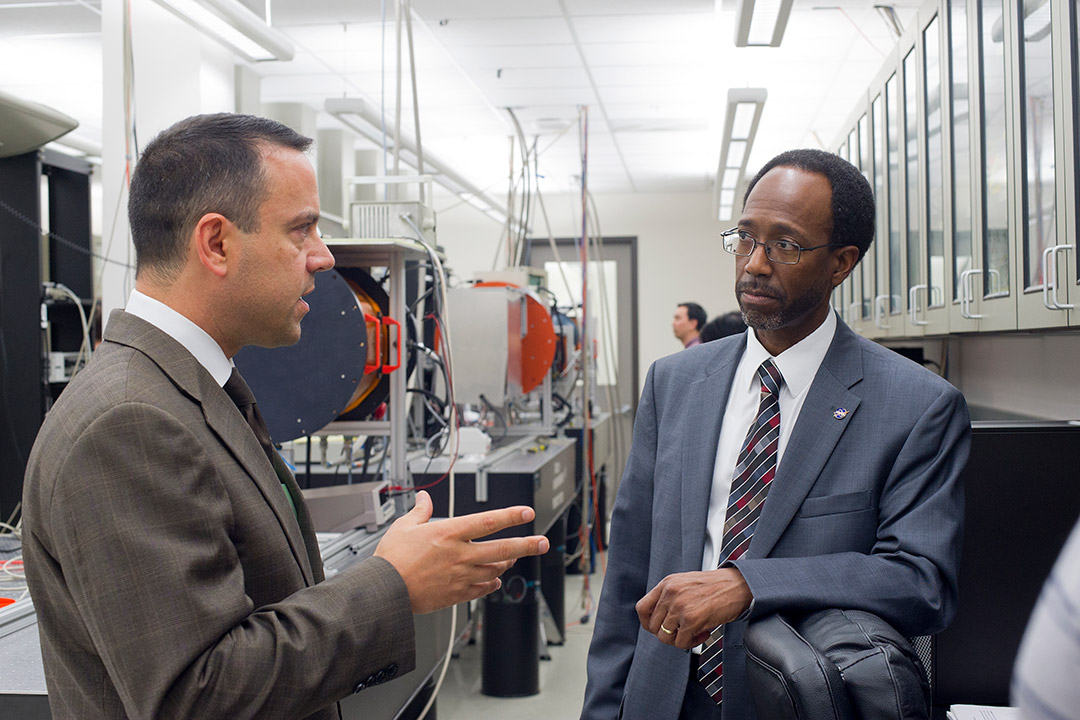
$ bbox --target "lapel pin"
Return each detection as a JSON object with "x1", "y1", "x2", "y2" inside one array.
[{"x1": 833, "y1": 407, "x2": 849, "y2": 420}]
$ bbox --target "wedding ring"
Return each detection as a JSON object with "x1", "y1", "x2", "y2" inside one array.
[{"x1": 660, "y1": 624, "x2": 675, "y2": 635}]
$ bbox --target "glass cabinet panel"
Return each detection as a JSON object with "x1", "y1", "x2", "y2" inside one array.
[
  {"x1": 924, "y1": 16, "x2": 945, "y2": 308},
  {"x1": 905, "y1": 50, "x2": 922, "y2": 302},
  {"x1": 981, "y1": 0, "x2": 1010, "y2": 297},
  {"x1": 873, "y1": 95, "x2": 887, "y2": 319},
  {"x1": 1075, "y1": 0, "x2": 1080, "y2": 288},
  {"x1": 848, "y1": 127, "x2": 861, "y2": 323},
  {"x1": 887, "y1": 74, "x2": 902, "y2": 314},
  {"x1": 1019, "y1": 0, "x2": 1057, "y2": 292},
  {"x1": 950, "y1": 0, "x2": 973, "y2": 303},
  {"x1": 859, "y1": 113, "x2": 874, "y2": 320}
]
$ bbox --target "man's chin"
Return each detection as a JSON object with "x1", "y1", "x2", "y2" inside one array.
[{"x1": 739, "y1": 307, "x2": 782, "y2": 332}]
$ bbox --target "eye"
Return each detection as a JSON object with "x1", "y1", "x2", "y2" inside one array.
[{"x1": 771, "y1": 238, "x2": 801, "y2": 253}]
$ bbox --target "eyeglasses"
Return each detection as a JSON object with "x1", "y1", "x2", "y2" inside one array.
[{"x1": 721, "y1": 227, "x2": 842, "y2": 265}]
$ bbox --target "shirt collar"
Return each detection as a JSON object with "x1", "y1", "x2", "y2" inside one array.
[
  {"x1": 125, "y1": 289, "x2": 234, "y2": 387},
  {"x1": 742, "y1": 310, "x2": 837, "y2": 395}
]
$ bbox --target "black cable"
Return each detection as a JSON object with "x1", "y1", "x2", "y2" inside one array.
[
  {"x1": 360, "y1": 436, "x2": 374, "y2": 483},
  {"x1": 478, "y1": 393, "x2": 509, "y2": 440},
  {"x1": 407, "y1": 387, "x2": 447, "y2": 409},
  {"x1": 0, "y1": 201, "x2": 134, "y2": 269}
]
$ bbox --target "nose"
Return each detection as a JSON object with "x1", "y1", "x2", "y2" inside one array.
[
  {"x1": 310, "y1": 235, "x2": 336, "y2": 273},
  {"x1": 743, "y1": 241, "x2": 772, "y2": 276}
]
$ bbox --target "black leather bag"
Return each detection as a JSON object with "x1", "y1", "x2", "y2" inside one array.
[{"x1": 744, "y1": 609, "x2": 931, "y2": 719}]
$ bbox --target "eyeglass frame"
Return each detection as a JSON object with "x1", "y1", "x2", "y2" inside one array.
[{"x1": 720, "y1": 227, "x2": 845, "y2": 265}]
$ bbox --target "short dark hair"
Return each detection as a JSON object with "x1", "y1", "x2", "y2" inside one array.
[
  {"x1": 742, "y1": 148, "x2": 875, "y2": 261},
  {"x1": 680, "y1": 302, "x2": 707, "y2": 332},
  {"x1": 129, "y1": 113, "x2": 313, "y2": 282},
  {"x1": 699, "y1": 311, "x2": 747, "y2": 343}
]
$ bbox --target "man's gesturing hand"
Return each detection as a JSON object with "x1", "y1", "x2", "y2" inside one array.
[
  {"x1": 374, "y1": 491, "x2": 550, "y2": 614},
  {"x1": 636, "y1": 568, "x2": 753, "y2": 650}
]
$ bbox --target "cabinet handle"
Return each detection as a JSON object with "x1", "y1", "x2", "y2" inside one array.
[
  {"x1": 874, "y1": 294, "x2": 890, "y2": 329},
  {"x1": 908, "y1": 285, "x2": 929, "y2": 326},
  {"x1": 1043, "y1": 245, "x2": 1075, "y2": 311},
  {"x1": 960, "y1": 269, "x2": 985, "y2": 319}
]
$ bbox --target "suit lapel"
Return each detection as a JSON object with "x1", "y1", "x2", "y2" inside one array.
[
  {"x1": 203, "y1": 389, "x2": 318, "y2": 586},
  {"x1": 749, "y1": 320, "x2": 864, "y2": 559},
  {"x1": 680, "y1": 342, "x2": 743, "y2": 572},
  {"x1": 104, "y1": 310, "x2": 318, "y2": 586}
]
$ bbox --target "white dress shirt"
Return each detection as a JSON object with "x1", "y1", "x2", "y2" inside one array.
[
  {"x1": 125, "y1": 289, "x2": 233, "y2": 387},
  {"x1": 700, "y1": 310, "x2": 838, "y2": 573}
]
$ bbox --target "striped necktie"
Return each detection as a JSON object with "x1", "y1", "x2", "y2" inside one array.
[{"x1": 697, "y1": 358, "x2": 783, "y2": 706}]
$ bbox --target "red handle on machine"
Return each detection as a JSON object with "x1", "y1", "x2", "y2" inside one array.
[
  {"x1": 381, "y1": 316, "x2": 401, "y2": 373},
  {"x1": 364, "y1": 313, "x2": 381, "y2": 375}
]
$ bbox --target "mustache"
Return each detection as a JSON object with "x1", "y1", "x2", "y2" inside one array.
[{"x1": 736, "y1": 280, "x2": 781, "y2": 300}]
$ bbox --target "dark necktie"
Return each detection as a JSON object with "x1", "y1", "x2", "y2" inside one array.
[
  {"x1": 698, "y1": 358, "x2": 784, "y2": 706},
  {"x1": 223, "y1": 368, "x2": 297, "y2": 517}
]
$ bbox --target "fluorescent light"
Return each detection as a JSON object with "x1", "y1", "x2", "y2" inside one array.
[
  {"x1": 326, "y1": 97, "x2": 512, "y2": 225},
  {"x1": 726, "y1": 140, "x2": 747, "y2": 168},
  {"x1": 715, "y1": 88, "x2": 767, "y2": 221},
  {"x1": 734, "y1": 0, "x2": 794, "y2": 48},
  {"x1": 150, "y1": 0, "x2": 294, "y2": 62},
  {"x1": 731, "y1": 104, "x2": 757, "y2": 139},
  {"x1": 1023, "y1": 1, "x2": 1052, "y2": 42}
]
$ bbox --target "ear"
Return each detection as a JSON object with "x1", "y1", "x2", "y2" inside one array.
[
  {"x1": 829, "y1": 246, "x2": 861, "y2": 288},
  {"x1": 192, "y1": 213, "x2": 232, "y2": 279}
]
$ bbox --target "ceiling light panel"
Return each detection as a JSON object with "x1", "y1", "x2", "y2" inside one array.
[
  {"x1": 730, "y1": 103, "x2": 757, "y2": 138},
  {"x1": 746, "y1": 0, "x2": 787, "y2": 45},
  {"x1": 269, "y1": 0, "x2": 384, "y2": 26},
  {"x1": 451, "y1": 44, "x2": 581, "y2": 69},
  {"x1": 485, "y1": 86, "x2": 598, "y2": 108},
  {"x1": 473, "y1": 66, "x2": 589, "y2": 89},
  {"x1": 590, "y1": 63, "x2": 711, "y2": 88},
  {"x1": 0, "y1": 4, "x2": 102, "y2": 39},
  {"x1": 428, "y1": 18, "x2": 572, "y2": 47},
  {"x1": 582, "y1": 41, "x2": 712, "y2": 67},
  {"x1": 571, "y1": 13, "x2": 712, "y2": 43},
  {"x1": 733, "y1": 0, "x2": 793, "y2": 47},
  {"x1": 563, "y1": 0, "x2": 714, "y2": 15},
  {"x1": 412, "y1": 0, "x2": 564, "y2": 20},
  {"x1": 598, "y1": 84, "x2": 706, "y2": 105}
]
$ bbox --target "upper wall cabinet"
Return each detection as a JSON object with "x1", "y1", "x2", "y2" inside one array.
[
  {"x1": 1014, "y1": 0, "x2": 1069, "y2": 328},
  {"x1": 833, "y1": 0, "x2": 1080, "y2": 337}
]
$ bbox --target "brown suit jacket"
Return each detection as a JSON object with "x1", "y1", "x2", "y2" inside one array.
[{"x1": 22, "y1": 310, "x2": 415, "y2": 719}]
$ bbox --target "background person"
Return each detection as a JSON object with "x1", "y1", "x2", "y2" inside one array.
[
  {"x1": 699, "y1": 311, "x2": 748, "y2": 343},
  {"x1": 674, "y1": 302, "x2": 708, "y2": 348}
]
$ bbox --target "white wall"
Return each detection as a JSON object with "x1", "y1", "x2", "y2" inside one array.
[
  {"x1": 100, "y1": 0, "x2": 238, "y2": 318},
  {"x1": 951, "y1": 334, "x2": 1080, "y2": 420},
  {"x1": 433, "y1": 188, "x2": 735, "y2": 395}
]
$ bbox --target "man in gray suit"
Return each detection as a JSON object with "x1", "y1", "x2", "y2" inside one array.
[
  {"x1": 581, "y1": 149, "x2": 969, "y2": 719},
  {"x1": 22, "y1": 113, "x2": 549, "y2": 720}
]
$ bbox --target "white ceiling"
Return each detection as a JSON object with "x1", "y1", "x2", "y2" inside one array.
[{"x1": 0, "y1": 0, "x2": 923, "y2": 198}]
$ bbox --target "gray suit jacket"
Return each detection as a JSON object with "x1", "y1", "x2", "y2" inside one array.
[
  {"x1": 582, "y1": 318, "x2": 969, "y2": 720},
  {"x1": 23, "y1": 310, "x2": 415, "y2": 719}
]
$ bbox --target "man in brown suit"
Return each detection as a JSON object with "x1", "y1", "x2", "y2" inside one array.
[{"x1": 21, "y1": 113, "x2": 548, "y2": 719}]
